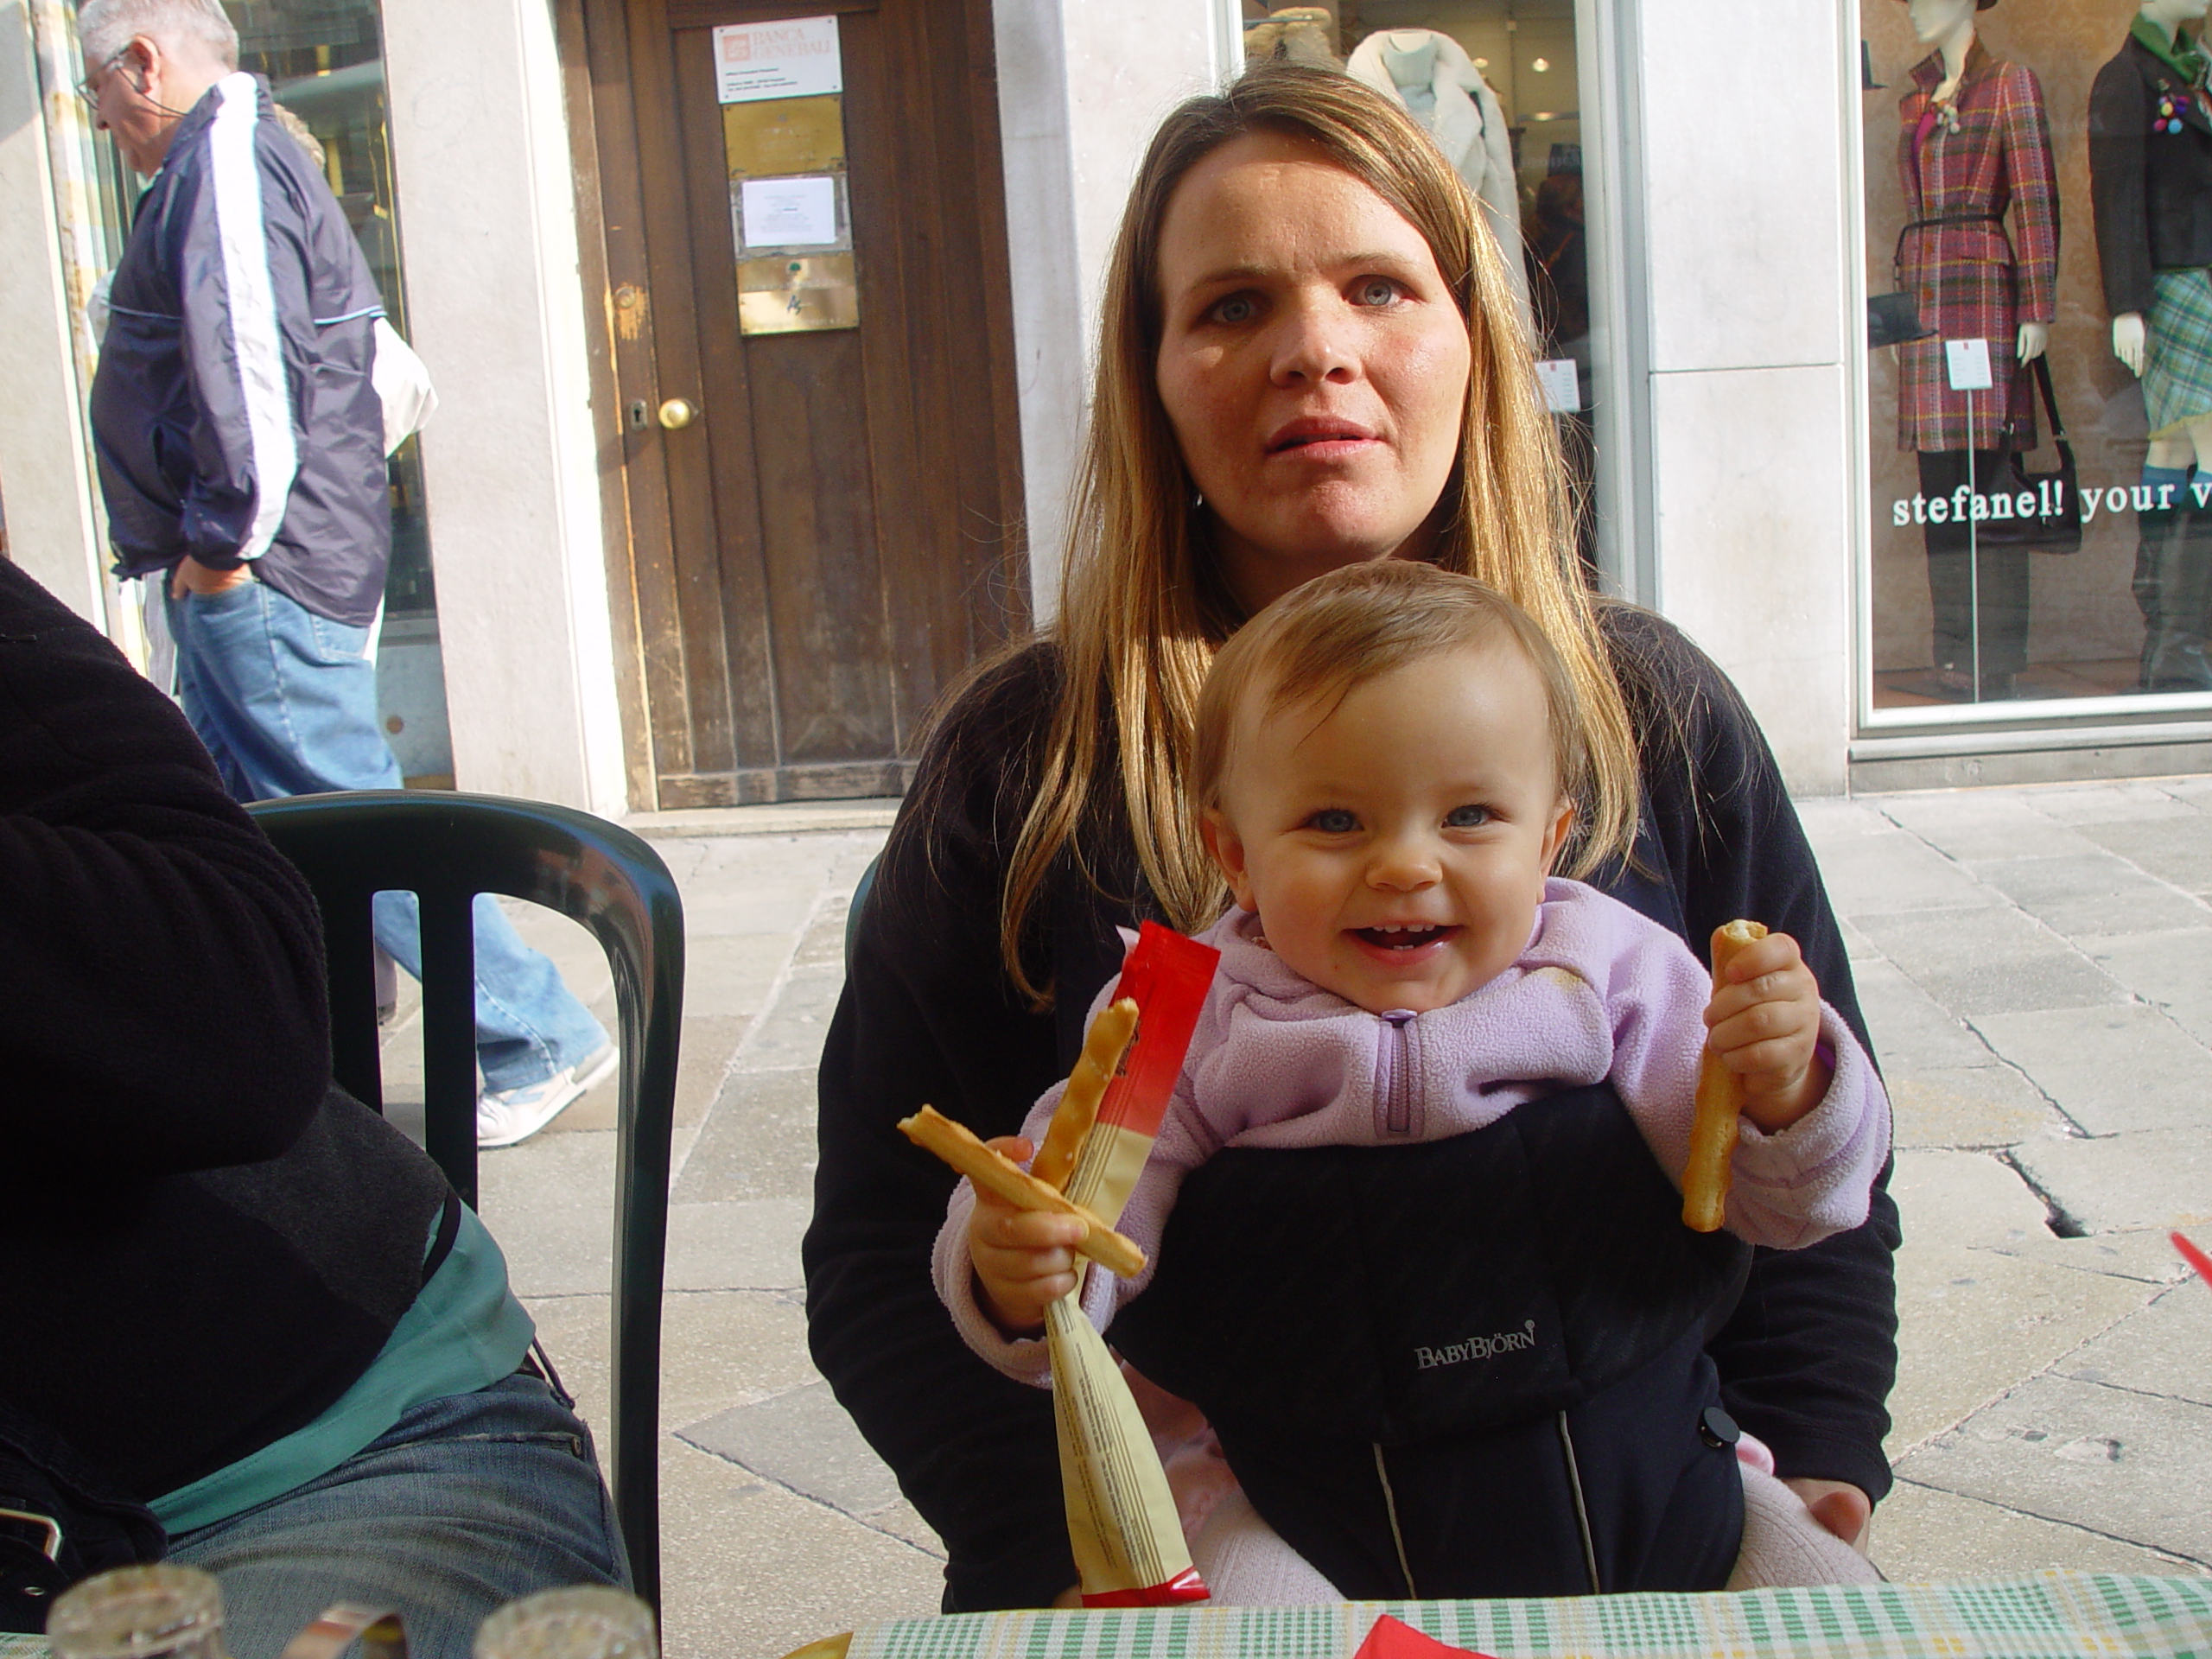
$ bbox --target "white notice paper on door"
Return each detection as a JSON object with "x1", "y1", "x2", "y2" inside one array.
[
  {"x1": 741, "y1": 175, "x2": 838, "y2": 249},
  {"x1": 715, "y1": 16, "x2": 842, "y2": 104}
]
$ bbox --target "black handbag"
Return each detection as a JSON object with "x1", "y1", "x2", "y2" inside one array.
[
  {"x1": 1978, "y1": 357, "x2": 2082, "y2": 554},
  {"x1": 0, "y1": 1404, "x2": 166, "y2": 1631},
  {"x1": 1868, "y1": 289, "x2": 1932, "y2": 349}
]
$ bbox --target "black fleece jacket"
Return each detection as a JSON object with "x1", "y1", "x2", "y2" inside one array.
[
  {"x1": 804, "y1": 603, "x2": 1901, "y2": 1611},
  {"x1": 0, "y1": 557, "x2": 447, "y2": 1501}
]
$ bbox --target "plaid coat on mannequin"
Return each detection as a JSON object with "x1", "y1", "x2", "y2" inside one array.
[{"x1": 1895, "y1": 42, "x2": 2060, "y2": 453}]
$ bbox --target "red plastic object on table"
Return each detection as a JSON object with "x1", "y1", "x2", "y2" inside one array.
[{"x1": 1351, "y1": 1615, "x2": 1501, "y2": 1659}]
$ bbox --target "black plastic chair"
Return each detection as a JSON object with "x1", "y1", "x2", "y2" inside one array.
[{"x1": 246, "y1": 790, "x2": 683, "y2": 1609}]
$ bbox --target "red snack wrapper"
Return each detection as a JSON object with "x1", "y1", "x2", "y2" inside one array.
[
  {"x1": 1055, "y1": 919, "x2": 1223, "y2": 1609},
  {"x1": 1096, "y1": 920, "x2": 1222, "y2": 1137}
]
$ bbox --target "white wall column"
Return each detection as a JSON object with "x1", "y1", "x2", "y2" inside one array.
[
  {"x1": 992, "y1": 0, "x2": 1236, "y2": 623},
  {"x1": 381, "y1": 0, "x2": 624, "y2": 815},
  {"x1": 1623, "y1": 0, "x2": 1854, "y2": 793},
  {"x1": 0, "y1": 0, "x2": 105, "y2": 624}
]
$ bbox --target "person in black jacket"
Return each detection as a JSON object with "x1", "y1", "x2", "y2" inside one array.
[
  {"x1": 0, "y1": 556, "x2": 626, "y2": 1655},
  {"x1": 2090, "y1": 0, "x2": 2212, "y2": 690},
  {"x1": 804, "y1": 65, "x2": 1899, "y2": 1611},
  {"x1": 76, "y1": 0, "x2": 612, "y2": 1147}
]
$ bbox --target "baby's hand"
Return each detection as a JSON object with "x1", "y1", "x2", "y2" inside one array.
[
  {"x1": 968, "y1": 1136, "x2": 1088, "y2": 1336},
  {"x1": 1701, "y1": 931, "x2": 1830, "y2": 1131}
]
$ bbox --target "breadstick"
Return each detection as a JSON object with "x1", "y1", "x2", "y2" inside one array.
[
  {"x1": 1682, "y1": 919, "x2": 1769, "y2": 1234},
  {"x1": 899, "y1": 1105, "x2": 1147, "y2": 1278},
  {"x1": 1030, "y1": 998, "x2": 1139, "y2": 1192}
]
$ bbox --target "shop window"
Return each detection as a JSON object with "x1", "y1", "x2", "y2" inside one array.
[
  {"x1": 1862, "y1": 0, "x2": 2212, "y2": 715},
  {"x1": 1246, "y1": 1, "x2": 1602, "y2": 577}
]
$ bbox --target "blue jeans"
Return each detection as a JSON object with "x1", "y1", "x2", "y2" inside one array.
[
  {"x1": 167, "y1": 578, "x2": 609, "y2": 1091},
  {"x1": 167, "y1": 1376, "x2": 630, "y2": 1659}
]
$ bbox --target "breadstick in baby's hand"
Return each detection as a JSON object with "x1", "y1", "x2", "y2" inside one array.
[
  {"x1": 1682, "y1": 919, "x2": 1769, "y2": 1233},
  {"x1": 899, "y1": 1105, "x2": 1147, "y2": 1277},
  {"x1": 1030, "y1": 998, "x2": 1138, "y2": 1192}
]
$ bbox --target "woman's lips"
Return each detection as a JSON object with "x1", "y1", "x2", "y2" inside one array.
[{"x1": 1266, "y1": 417, "x2": 1381, "y2": 457}]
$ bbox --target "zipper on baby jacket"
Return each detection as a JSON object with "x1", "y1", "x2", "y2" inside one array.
[{"x1": 1375, "y1": 1010, "x2": 1421, "y2": 1138}]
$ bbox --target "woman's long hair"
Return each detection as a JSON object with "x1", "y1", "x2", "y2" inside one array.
[{"x1": 995, "y1": 63, "x2": 1640, "y2": 1005}]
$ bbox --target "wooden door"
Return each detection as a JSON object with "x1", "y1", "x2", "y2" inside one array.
[{"x1": 579, "y1": 0, "x2": 1027, "y2": 807}]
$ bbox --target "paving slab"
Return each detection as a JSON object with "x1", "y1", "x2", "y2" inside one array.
[
  {"x1": 1887, "y1": 1065, "x2": 2057, "y2": 1150},
  {"x1": 1968, "y1": 1005, "x2": 2212, "y2": 1136},
  {"x1": 2009, "y1": 1128, "x2": 2212, "y2": 1235},
  {"x1": 657, "y1": 1439, "x2": 942, "y2": 1659},
  {"x1": 1887, "y1": 1152, "x2": 2156, "y2": 1456},
  {"x1": 1853, "y1": 957, "x2": 1999, "y2": 1073},
  {"x1": 731, "y1": 963, "x2": 846, "y2": 1072},
  {"x1": 1970, "y1": 1228, "x2": 2196, "y2": 1287},
  {"x1": 664, "y1": 1198, "x2": 810, "y2": 1293},
  {"x1": 673, "y1": 1066, "x2": 821, "y2": 1205},
  {"x1": 1851, "y1": 906, "x2": 2125, "y2": 1017},
  {"x1": 1793, "y1": 795, "x2": 1907, "y2": 851},
  {"x1": 1873, "y1": 1481, "x2": 2198, "y2": 1581},
  {"x1": 522, "y1": 1288, "x2": 819, "y2": 1429},
  {"x1": 1873, "y1": 792, "x2": 2108, "y2": 865},
  {"x1": 2056, "y1": 1281, "x2": 2212, "y2": 1409},
  {"x1": 2081, "y1": 930, "x2": 2212, "y2": 1045},
  {"x1": 1968, "y1": 853, "x2": 2212, "y2": 943},
  {"x1": 2012, "y1": 781, "x2": 2201, "y2": 826},
  {"x1": 2073, "y1": 817, "x2": 2212, "y2": 897},
  {"x1": 680, "y1": 1381, "x2": 906, "y2": 1524},
  {"x1": 1795, "y1": 828, "x2": 1999, "y2": 915},
  {"x1": 1893, "y1": 1372, "x2": 2212, "y2": 1566}
]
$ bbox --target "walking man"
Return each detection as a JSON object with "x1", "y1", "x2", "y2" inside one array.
[{"x1": 79, "y1": 0, "x2": 613, "y2": 1145}]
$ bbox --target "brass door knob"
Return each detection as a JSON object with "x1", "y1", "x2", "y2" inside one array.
[{"x1": 657, "y1": 397, "x2": 696, "y2": 429}]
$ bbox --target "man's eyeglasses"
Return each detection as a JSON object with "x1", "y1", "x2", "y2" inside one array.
[{"x1": 75, "y1": 47, "x2": 130, "y2": 104}]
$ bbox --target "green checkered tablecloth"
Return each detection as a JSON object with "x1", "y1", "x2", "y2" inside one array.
[{"x1": 848, "y1": 1574, "x2": 2212, "y2": 1659}]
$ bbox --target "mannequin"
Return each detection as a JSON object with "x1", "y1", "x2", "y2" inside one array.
[
  {"x1": 1893, "y1": 0, "x2": 2058, "y2": 701},
  {"x1": 2090, "y1": 0, "x2": 2212, "y2": 690},
  {"x1": 1346, "y1": 29, "x2": 1533, "y2": 327}
]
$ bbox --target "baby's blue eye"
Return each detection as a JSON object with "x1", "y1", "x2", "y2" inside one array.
[
  {"x1": 1444, "y1": 804, "x2": 1492, "y2": 829},
  {"x1": 1308, "y1": 808, "x2": 1357, "y2": 834}
]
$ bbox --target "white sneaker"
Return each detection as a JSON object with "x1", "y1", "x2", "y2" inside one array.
[{"x1": 477, "y1": 1043, "x2": 620, "y2": 1148}]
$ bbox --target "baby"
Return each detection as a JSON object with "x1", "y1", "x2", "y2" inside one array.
[{"x1": 936, "y1": 561, "x2": 1891, "y2": 1601}]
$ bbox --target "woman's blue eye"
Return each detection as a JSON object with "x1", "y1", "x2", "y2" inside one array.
[
  {"x1": 1444, "y1": 804, "x2": 1492, "y2": 829},
  {"x1": 1211, "y1": 294, "x2": 1258, "y2": 325},
  {"x1": 1356, "y1": 278, "x2": 1401, "y2": 307},
  {"x1": 1308, "y1": 809, "x2": 1357, "y2": 834}
]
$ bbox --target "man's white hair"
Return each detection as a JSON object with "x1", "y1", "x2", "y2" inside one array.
[{"x1": 76, "y1": 0, "x2": 240, "y2": 72}]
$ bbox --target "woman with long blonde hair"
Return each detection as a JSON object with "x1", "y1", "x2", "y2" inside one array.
[{"x1": 805, "y1": 64, "x2": 1895, "y2": 1609}]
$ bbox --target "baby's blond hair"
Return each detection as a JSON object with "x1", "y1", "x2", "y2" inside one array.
[{"x1": 1192, "y1": 561, "x2": 1586, "y2": 822}]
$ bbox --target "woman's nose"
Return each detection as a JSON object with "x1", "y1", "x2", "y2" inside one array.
[{"x1": 1269, "y1": 299, "x2": 1357, "y2": 385}]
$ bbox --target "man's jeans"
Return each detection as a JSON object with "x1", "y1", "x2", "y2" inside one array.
[
  {"x1": 166, "y1": 578, "x2": 608, "y2": 1092},
  {"x1": 167, "y1": 1376, "x2": 629, "y2": 1659}
]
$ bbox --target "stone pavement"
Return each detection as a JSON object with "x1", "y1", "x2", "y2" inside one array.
[{"x1": 383, "y1": 780, "x2": 2211, "y2": 1658}]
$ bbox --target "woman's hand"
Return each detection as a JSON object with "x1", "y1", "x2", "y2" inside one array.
[
  {"x1": 2114, "y1": 313, "x2": 2147, "y2": 377},
  {"x1": 1702, "y1": 931, "x2": 1830, "y2": 1132},
  {"x1": 969, "y1": 1136, "x2": 1088, "y2": 1335},
  {"x1": 1784, "y1": 1477, "x2": 1872, "y2": 1553}
]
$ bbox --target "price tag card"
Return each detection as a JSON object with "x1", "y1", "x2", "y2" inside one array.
[
  {"x1": 1944, "y1": 337, "x2": 1993, "y2": 391},
  {"x1": 1535, "y1": 358, "x2": 1580, "y2": 413}
]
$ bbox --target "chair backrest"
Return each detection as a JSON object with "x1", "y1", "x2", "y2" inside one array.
[{"x1": 246, "y1": 790, "x2": 681, "y2": 1610}]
